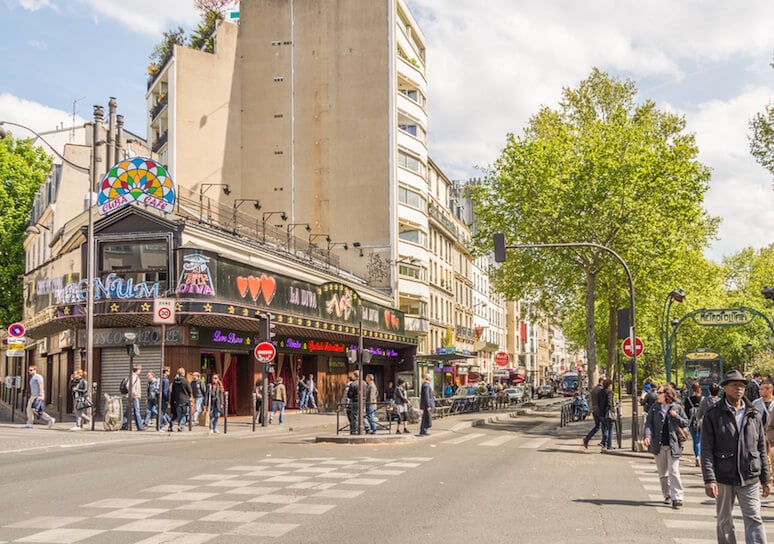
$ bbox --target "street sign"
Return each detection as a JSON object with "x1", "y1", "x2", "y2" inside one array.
[
  {"x1": 153, "y1": 298, "x2": 176, "y2": 325},
  {"x1": 8, "y1": 337, "x2": 26, "y2": 351},
  {"x1": 494, "y1": 351, "x2": 510, "y2": 367},
  {"x1": 254, "y1": 341, "x2": 277, "y2": 363},
  {"x1": 622, "y1": 336, "x2": 644, "y2": 358},
  {"x1": 8, "y1": 322, "x2": 25, "y2": 337}
]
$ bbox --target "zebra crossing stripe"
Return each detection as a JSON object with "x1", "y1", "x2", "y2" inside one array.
[
  {"x1": 478, "y1": 435, "x2": 515, "y2": 447},
  {"x1": 441, "y1": 433, "x2": 484, "y2": 445}
]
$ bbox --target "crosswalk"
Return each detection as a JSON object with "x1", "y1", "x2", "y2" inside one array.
[
  {"x1": 437, "y1": 421, "x2": 556, "y2": 448},
  {"x1": 628, "y1": 459, "x2": 774, "y2": 543}
]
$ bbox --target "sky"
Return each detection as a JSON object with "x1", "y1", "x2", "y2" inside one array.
[{"x1": 1, "y1": 0, "x2": 773, "y2": 262}]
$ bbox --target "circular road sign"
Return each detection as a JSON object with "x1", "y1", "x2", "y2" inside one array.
[
  {"x1": 494, "y1": 351, "x2": 510, "y2": 367},
  {"x1": 254, "y1": 341, "x2": 277, "y2": 363},
  {"x1": 157, "y1": 307, "x2": 172, "y2": 321},
  {"x1": 622, "y1": 336, "x2": 644, "y2": 358},
  {"x1": 8, "y1": 322, "x2": 25, "y2": 338}
]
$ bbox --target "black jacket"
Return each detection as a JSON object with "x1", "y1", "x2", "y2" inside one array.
[
  {"x1": 700, "y1": 399, "x2": 770, "y2": 486},
  {"x1": 171, "y1": 376, "x2": 192, "y2": 407},
  {"x1": 643, "y1": 402, "x2": 688, "y2": 457}
]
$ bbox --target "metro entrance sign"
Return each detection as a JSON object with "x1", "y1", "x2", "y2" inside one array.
[
  {"x1": 254, "y1": 341, "x2": 277, "y2": 363},
  {"x1": 622, "y1": 336, "x2": 644, "y2": 358}
]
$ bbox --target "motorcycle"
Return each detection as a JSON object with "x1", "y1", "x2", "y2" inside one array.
[{"x1": 571, "y1": 392, "x2": 590, "y2": 422}]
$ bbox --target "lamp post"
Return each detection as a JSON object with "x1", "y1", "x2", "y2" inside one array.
[
  {"x1": 287, "y1": 223, "x2": 311, "y2": 249},
  {"x1": 232, "y1": 199, "x2": 261, "y2": 233},
  {"x1": 661, "y1": 289, "x2": 685, "y2": 383},
  {"x1": 198, "y1": 183, "x2": 231, "y2": 221},
  {"x1": 671, "y1": 318, "x2": 680, "y2": 388},
  {"x1": 260, "y1": 211, "x2": 287, "y2": 243},
  {"x1": 0, "y1": 119, "x2": 98, "y2": 430},
  {"x1": 123, "y1": 331, "x2": 138, "y2": 431},
  {"x1": 493, "y1": 233, "x2": 642, "y2": 449},
  {"x1": 346, "y1": 321, "x2": 371, "y2": 435}
]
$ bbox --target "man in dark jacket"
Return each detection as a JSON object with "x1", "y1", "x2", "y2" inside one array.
[
  {"x1": 171, "y1": 368, "x2": 193, "y2": 431},
  {"x1": 583, "y1": 378, "x2": 604, "y2": 448},
  {"x1": 419, "y1": 374, "x2": 435, "y2": 436},
  {"x1": 701, "y1": 370, "x2": 770, "y2": 544}
]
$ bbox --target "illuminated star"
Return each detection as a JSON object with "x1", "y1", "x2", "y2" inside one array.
[
  {"x1": 176, "y1": 303, "x2": 182, "y2": 311},
  {"x1": 141, "y1": 302, "x2": 151, "y2": 312},
  {"x1": 242, "y1": 308, "x2": 249, "y2": 316},
  {"x1": 111, "y1": 303, "x2": 120, "y2": 312},
  {"x1": 228, "y1": 306, "x2": 235, "y2": 314},
  {"x1": 203, "y1": 304, "x2": 212, "y2": 312},
  {"x1": 63, "y1": 306, "x2": 71, "y2": 315}
]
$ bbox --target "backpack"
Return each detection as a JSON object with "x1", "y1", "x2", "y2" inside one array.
[
  {"x1": 147, "y1": 380, "x2": 159, "y2": 402},
  {"x1": 119, "y1": 376, "x2": 130, "y2": 395},
  {"x1": 687, "y1": 397, "x2": 699, "y2": 432}
]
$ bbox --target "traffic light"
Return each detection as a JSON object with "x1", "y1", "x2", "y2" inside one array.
[
  {"x1": 493, "y1": 233, "x2": 506, "y2": 263},
  {"x1": 259, "y1": 313, "x2": 276, "y2": 342},
  {"x1": 126, "y1": 343, "x2": 139, "y2": 357}
]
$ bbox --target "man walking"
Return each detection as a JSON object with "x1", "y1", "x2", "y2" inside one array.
[
  {"x1": 171, "y1": 368, "x2": 193, "y2": 431},
  {"x1": 347, "y1": 371, "x2": 364, "y2": 434},
  {"x1": 305, "y1": 373, "x2": 318, "y2": 412},
  {"x1": 701, "y1": 369, "x2": 770, "y2": 544},
  {"x1": 365, "y1": 374, "x2": 378, "y2": 434},
  {"x1": 122, "y1": 364, "x2": 143, "y2": 430},
  {"x1": 752, "y1": 381, "x2": 773, "y2": 428},
  {"x1": 583, "y1": 377, "x2": 604, "y2": 448},
  {"x1": 745, "y1": 372, "x2": 762, "y2": 402},
  {"x1": 190, "y1": 372, "x2": 206, "y2": 425},
  {"x1": 144, "y1": 372, "x2": 159, "y2": 428},
  {"x1": 270, "y1": 377, "x2": 287, "y2": 424},
  {"x1": 23, "y1": 365, "x2": 55, "y2": 429},
  {"x1": 419, "y1": 373, "x2": 435, "y2": 436}
]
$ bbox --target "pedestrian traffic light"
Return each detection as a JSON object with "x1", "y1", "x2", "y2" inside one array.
[
  {"x1": 259, "y1": 313, "x2": 275, "y2": 342},
  {"x1": 126, "y1": 343, "x2": 140, "y2": 357}
]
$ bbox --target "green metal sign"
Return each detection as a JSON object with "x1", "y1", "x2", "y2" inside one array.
[{"x1": 693, "y1": 308, "x2": 753, "y2": 326}]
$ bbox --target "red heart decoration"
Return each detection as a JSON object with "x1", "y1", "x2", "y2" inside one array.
[
  {"x1": 236, "y1": 277, "x2": 249, "y2": 298},
  {"x1": 248, "y1": 276, "x2": 261, "y2": 301},
  {"x1": 392, "y1": 315, "x2": 399, "y2": 329},
  {"x1": 260, "y1": 274, "x2": 277, "y2": 304}
]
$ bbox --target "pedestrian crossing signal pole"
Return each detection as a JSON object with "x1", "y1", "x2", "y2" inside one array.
[{"x1": 493, "y1": 233, "x2": 640, "y2": 450}]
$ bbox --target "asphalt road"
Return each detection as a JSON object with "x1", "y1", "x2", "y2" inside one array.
[{"x1": 1, "y1": 406, "x2": 772, "y2": 543}]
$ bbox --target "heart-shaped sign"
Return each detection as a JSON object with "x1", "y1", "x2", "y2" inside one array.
[
  {"x1": 236, "y1": 276, "x2": 249, "y2": 298},
  {"x1": 260, "y1": 274, "x2": 277, "y2": 304},
  {"x1": 248, "y1": 276, "x2": 261, "y2": 302}
]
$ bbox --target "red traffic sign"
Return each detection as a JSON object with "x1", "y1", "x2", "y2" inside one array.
[
  {"x1": 153, "y1": 298, "x2": 176, "y2": 325},
  {"x1": 622, "y1": 337, "x2": 644, "y2": 358},
  {"x1": 254, "y1": 341, "x2": 277, "y2": 363},
  {"x1": 8, "y1": 322, "x2": 25, "y2": 338},
  {"x1": 494, "y1": 351, "x2": 510, "y2": 367}
]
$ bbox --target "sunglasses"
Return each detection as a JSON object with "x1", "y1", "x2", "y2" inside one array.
[{"x1": 656, "y1": 390, "x2": 665, "y2": 394}]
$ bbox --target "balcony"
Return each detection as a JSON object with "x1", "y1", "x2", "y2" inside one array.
[
  {"x1": 404, "y1": 315, "x2": 429, "y2": 334},
  {"x1": 152, "y1": 130, "x2": 168, "y2": 153},
  {"x1": 455, "y1": 325, "x2": 476, "y2": 341},
  {"x1": 150, "y1": 93, "x2": 168, "y2": 121},
  {"x1": 428, "y1": 201, "x2": 459, "y2": 240}
]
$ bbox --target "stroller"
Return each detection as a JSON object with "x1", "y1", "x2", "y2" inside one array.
[{"x1": 103, "y1": 393, "x2": 123, "y2": 431}]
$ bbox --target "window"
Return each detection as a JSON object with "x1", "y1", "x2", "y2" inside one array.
[
  {"x1": 398, "y1": 150, "x2": 424, "y2": 175},
  {"x1": 399, "y1": 227, "x2": 426, "y2": 246},
  {"x1": 398, "y1": 186, "x2": 427, "y2": 212},
  {"x1": 101, "y1": 241, "x2": 169, "y2": 285}
]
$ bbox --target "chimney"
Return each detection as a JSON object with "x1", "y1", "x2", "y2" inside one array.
[
  {"x1": 116, "y1": 114, "x2": 124, "y2": 161},
  {"x1": 106, "y1": 97, "x2": 117, "y2": 167}
]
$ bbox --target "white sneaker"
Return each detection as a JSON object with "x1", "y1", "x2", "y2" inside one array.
[
  {"x1": 22, "y1": 424, "x2": 33, "y2": 429},
  {"x1": 48, "y1": 418, "x2": 55, "y2": 428},
  {"x1": 70, "y1": 426, "x2": 81, "y2": 431},
  {"x1": 214, "y1": 429, "x2": 220, "y2": 433},
  {"x1": 209, "y1": 430, "x2": 214, "y2": 434}
]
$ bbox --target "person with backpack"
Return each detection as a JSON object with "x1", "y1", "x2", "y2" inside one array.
[
  {"x1": 393, "y1": 378, "x2": 410, "y2": 434},
  {"x1": 171, "y1": 368, "x2": 193, "y2": 431},
  {"x1": 70, "y1": 369, "x2": 91, "y2": 431},
  {"x1": 641, "y1": 382, "x2": 657, "y2": 414},
  {"x1": 143, "y1": 372, "x2": 159, "y2": 428},
  {"x1": 684, "y1": 381, "x2": 704, "y2": 467}
]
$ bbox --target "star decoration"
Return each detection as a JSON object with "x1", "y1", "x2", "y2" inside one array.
[
  {"x1": 111, "y1": 303, "x2": 120, "y2": 312},
  {"x1": 203, "y1": 304, "x2": 212, "y2": 312},
  {"x1": 176, "y1": 303, "x2": 182, "y2": 311},
  {"x1": 242, "y1": 308, "x2": 249, "y2": 316},
  {"x1": 141, "y1": 302, "x2": 151, "y2": 312},
  {"x1": 63, "y1": 306, "x2": 71, "y2": 315},
  {"x1": 228, "y1": 306, "x2": 235, "y2": 314}
]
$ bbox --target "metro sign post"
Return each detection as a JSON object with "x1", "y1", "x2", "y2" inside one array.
[{"x1": 622, "y1": 336, "x2": 644, "y2": 358}]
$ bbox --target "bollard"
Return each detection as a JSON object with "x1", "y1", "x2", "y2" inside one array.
[
  {"x1": 224, "y1": 391, "x2": 228, "y2": 434},
  {"x1": 188, "y1": 398, "x2": 193, "y2": 432},
  {"x1": 58, "y1": 393, "x2": 63, "y2": 423},
  {"x1": 252, "y1": 392, "x2": 256, "y2": 432}
]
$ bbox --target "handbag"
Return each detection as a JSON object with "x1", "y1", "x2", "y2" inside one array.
[
  {"x1": 75, "y1": 396, "x2": 94, "y2": 410},
  {"x1": 199, "y1": 409, "x2": 210, "y2": 427},
  {"x1": 675, "y1": 424, "x2": 689, "y2": 443}
]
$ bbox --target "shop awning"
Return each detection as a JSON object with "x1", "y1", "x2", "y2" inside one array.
[{"x1": 415, "y1": 351, "x2": 477, "y2": 362}]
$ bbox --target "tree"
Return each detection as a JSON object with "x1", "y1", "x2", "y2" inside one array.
[
  {"x1": 147, "y1": 27, "x2": 186, "y2": 77},
  {"x1": 0, "y1": 133, "x2": 52, "y2": 324},
  {"x1": 749, "y1": 53, "x2": 774, "y2": 185},
  {"x1": 472, "y1": 69, "x2": 718, "y2": 384}
]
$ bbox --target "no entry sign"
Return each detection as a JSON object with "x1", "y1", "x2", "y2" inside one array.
[
  {"x1": 494, "y1": 351, "x2": 510, "y2": 367},
  {"x1": 254, "y1": 341, "x2": 277, "y2": 363},
  {"x1": 622, "y1": 336, "x2": 644, "y2": 358}
]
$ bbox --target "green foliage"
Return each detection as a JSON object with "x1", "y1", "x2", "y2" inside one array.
[
  {"x1": 190, "y1": 2, "x2": 225, "y2": 52},
  {"x1": 0, "y1": 133, "x2": 52, "y2": 323},
  {"x1": 147, "y1": 26, "x2": 186, "y2": 77},
  {"x1": 748, "y1": 52, "x2": 774, "y2": 184},
  {"x1": 472, "y1": 68, "x2": 718, "y2": 382}
]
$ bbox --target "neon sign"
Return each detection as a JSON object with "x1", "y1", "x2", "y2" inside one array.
[
  {"x1": 56, "y1": 274, "x2": 160, "y2": 304},
  {"x1": 178, "y1": 254, "x2": 215, "y2": 296},
  {"x1": 97, "y1": 157, "x2": 176, "y2": 216}
]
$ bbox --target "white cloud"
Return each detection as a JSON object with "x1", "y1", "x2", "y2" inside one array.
[
  {"x1": 17, "y1": 0, "x2": 57, "y2": 12},
  {"x1": 77, "y1": 0, "x2": 200, "y2": 35},
  {"x1": 0, "y1": 93, "x2": 85, "y2": 135},
  {"x1": 27, "y1": 39, "x2": 45, "y2": 48}
]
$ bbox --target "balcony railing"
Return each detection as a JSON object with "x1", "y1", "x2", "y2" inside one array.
[
  {"x1": 404, "y1": 315, "x2": 429, "y2": 333},
  {"x1": 151, "y1": 131, "x2": 168, "y2": 153},
  {"x1": 150, "y1": 94, "x2": 168, "y2": 121}
]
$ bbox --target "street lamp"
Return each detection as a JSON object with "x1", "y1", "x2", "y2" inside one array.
[
  {"x1": 261, "y1": 211, "x2": 287, "y2": 243},
  {"x1": 232, "y1": 199, "x2": 261, "y2": 233},
  {"x1": 326, "y1": 240, "x2": 350, "y2": 265},
  {"x1": 198, "y1": 183, "x2": 231, "y2": 220},
  {"x1": 346, "y1": 321, "x2": 372, "y2": 435},
  {"x1": 287, "y1": 223, "x2": 311, "y2": 249},
  {"x1": 308, "y1": 233, "x2": 330, "y2": 259},
  {"x1": 1, "y1": 119, "x2": 98, "y2": 430},
  {"x1": 671, "y1": 318, "x2": 680, "y2": 387},
  {"x1": 661, "y1": 288, "x2": 685, "y2": 383}
]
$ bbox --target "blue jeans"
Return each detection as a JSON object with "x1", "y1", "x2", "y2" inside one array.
[
  {"x1": 123, "y1": 398, "x2": 143, "y2": 430},
  {"x1": 176, "y1": 403, "x2": 189, "y2": 428},
  {"x1": 210, "y1": 408, "x2": 221, "y2": 431},
  {"x1": 299, "y1": 390, "x2": 308, "y2": 409},
  {"x1": 601, "y1": 418, "x2": 613, "y2": 448},
  {"x1": 192, "y1": 397, "x2": 204, "y2": 424},
  {"x1": 689, "y1": 426, "x2": 700, "y2": 458},
  {"x1": 144, "y1": 401, "x2": 158, "y2": 427},
  {"x1": 271, "y1": 400, "x2": 285, "y2": 423},
  {"x1": 366, "y1": 406, "x2": 377, "y2": 433},
  {"x1": 584, "y1": 411, "x2": 601, "y2": 443},
  {"x1": 420, "y1": 408, "x2": 431, "y2": 434}
]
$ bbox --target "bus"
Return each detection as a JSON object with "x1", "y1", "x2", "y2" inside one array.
[
  {"x1": 683, "y1": 349, "x2": 723, "y2": 395},
  {"x1": 561, "y1": 371, "x2": 580, "y2": 397}
]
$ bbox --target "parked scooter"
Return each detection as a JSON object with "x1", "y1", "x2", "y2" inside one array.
[{"x1": 571, "y1": 392, "x2": 590, "y2": 421}]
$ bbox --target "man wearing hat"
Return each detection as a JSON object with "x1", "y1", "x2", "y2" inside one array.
[{"x1": 701, "y1": 369, "x2": 770, "y2": 544}]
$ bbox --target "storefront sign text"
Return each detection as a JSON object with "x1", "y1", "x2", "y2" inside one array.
[
  {"x1": 177, "y1": 254, "x2": 215, "y2": 296},
  {"x1": 56, "y1": 274, "x2": 160, "y2": 304}
]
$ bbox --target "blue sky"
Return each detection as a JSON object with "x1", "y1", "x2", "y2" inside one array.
[{"x1": 1, "y1": 0, "x2": 773, "y2": 261}]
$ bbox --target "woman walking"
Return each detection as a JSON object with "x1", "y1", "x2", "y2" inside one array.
[
  {"x1": 598, "y1": 379, "x2": 615, "y2": 450},
  {"x1": 683, "y1": 382, "x2": 703, "y2": 467},
  {"x1": 643, "y1": 384, "x2": 689, "y2": 509},
  {"x1": 70, "y1": 369, "x2": 91, "y2": 431},
  {"x1": 206, "y1": 374, "x2": 224, "y2": 434}
]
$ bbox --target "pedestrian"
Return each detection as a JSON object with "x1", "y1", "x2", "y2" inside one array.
[
  {"x1": 751, "y1": 380, "x2": 773, "y2": 428},
  {"x1": 347, "y1": 371, "x2": 363, "y2": 434},
  {"x1": 598, "y1": 379, "x2": 615, "y2": 450},
  {"x1": 254, "y1": 378, "x2": 264, "y2": 424},
  {"x1": 270, "y1": 377, "x2": 287, "y2": 424},
  {"x1": 745, "y1": 372, "x2": 762, "y2": 402},
  {"x1": 365, "y1": 374, "x2": 378, "y2": 434},
  {"x1": 70, "y1": 369, "x2": 91, "y2": 431},
  {"x1": 144, "y1": 372, "x2": 159, "y2": 428},
  {"x1": 343, "y1": 374, "x2": 355, "y2": 432},
  {"x1": 643, "y1": 384, "x2": 689, "y2": 509},
  {"x1": 122, "y1": 364, "x2": 144, "y2": 431},
  {"x1": 206, "y1": 373, "x2": 224, "y2": 434},
  {"x1": 171, "y1": 367, "x2": 192, "y2": 431},
  {"x1": 190, "y1": 372, "x2": 206, "y2": 425},
  {"x1": 696, "y1": 383, "x2": 721, "y2": 425},
  {"x1": 297, "y1": 374, "x2": 309, "y2": 410},
  {"x1": 159, "y1": 366, "x2": 172, "y2": 432},
  {"x1": 305, "y1": 373, "x2": 318, "y2": 412},
  {"x1": 394, "y1": 377, "x2": 410, "y2": 434},
  {"x1": 641, "y1": 382, "x2": 657, "y2": 414},
  {"x1": 701, "y1": 369, "x2": 770, "y2": 543},
  {"x1": 582, "y1": 377, "x2": 604, "y2": 448},
  {"x1": 684, "y1": 381, "x2": 704, "y2": 467},
  {"x1": 419, "y1": 373, "x2": 435, "y2": 436},
  {"x1": 23, "y1": 365, "x2": 55, "y2": 429}
]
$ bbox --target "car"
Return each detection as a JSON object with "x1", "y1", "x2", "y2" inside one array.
[
  {"x1": 503, "y1": 386, "x2": 526, "y2": 403},
  {"x1": 537, "y1": 385, "x2": 554, "y2": 399}
]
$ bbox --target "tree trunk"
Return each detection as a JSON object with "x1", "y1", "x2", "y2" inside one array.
[{"x1": 585, "y1": 270, "x2": 598, "y2": 385}]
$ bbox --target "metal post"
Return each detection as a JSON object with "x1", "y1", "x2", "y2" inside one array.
[
  {"x1": 252, "y1": 392, "x2": 257, "y2": 432},
  {"x1": 262, "y1": 362, "x2": 268, "y2": 427},
  {"x1": 358, "y1": 321, "x2": 364, "y2": 435},
  {"x1": 159, "y1": 324, "x2": 165, "y2": 431},
  {"x1": 224, "y1": 391, "x2": 228, "y2": 434},
  {"x1": 127, "y1": 353, "x2": 134, "y2": 431}
]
